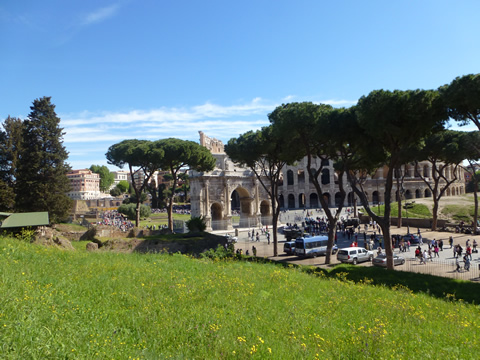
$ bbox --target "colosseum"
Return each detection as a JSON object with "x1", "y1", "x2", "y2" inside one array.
[{"x1": 189, "y1": 132, "x2": 465, "y2": 231}]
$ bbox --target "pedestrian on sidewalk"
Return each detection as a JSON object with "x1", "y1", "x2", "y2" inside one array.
[
  {"x1": 434, "y1": 244, "x2": 440, "y2": 258},
  {"x1": 252, "y1": 246, "x2": 257, "y2": 257},
  {"x1": 423, "y1": 250, "x2": 428, "y2": 264},
  {"x1": 449, "y1": 236, "x2": 453, "y2": 248},
  {"x1": 420, "y1": 250, "x2": 427, "y2": 264},
  {"x1": 466, "y1": 245, "x2": 472, "y2": 261}
]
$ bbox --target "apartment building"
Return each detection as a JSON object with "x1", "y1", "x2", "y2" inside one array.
[{"x1": 67, "y1": 169, "x2": 101, "y2": 200}]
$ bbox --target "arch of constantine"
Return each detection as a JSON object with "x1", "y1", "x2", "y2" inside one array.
[{"x1": 189, "y1": 132, "x2": 466, "y2": 231}]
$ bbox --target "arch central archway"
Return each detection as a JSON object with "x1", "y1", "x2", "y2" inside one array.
[
  {"x1": 232, "y1": 186, "x2": 256, "y2": 228},
  {"x1": 210, "y1": 202, "x2": 223, "y2": 230},
  {"x1": 260, "y1": 200, "x2": 272, "y2": 226}
]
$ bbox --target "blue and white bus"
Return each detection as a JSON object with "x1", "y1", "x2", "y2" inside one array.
[{"x1": 294, "y1": 236, "x2": 337, "y2": 257}]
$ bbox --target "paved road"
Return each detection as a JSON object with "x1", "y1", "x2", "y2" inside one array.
[{"x1": 224, "y1": 210, "x2": 480, "y2": 281}]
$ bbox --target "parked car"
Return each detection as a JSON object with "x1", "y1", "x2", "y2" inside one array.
[
  {"x1": 225, "y1": 234, "x2": 237, "y2": 243},
  {"x1": 283, "y1": 241, "x2": 296, "y2": 255},
  {"x1": 372, "y1": 254, "x2": 405, "y2": 267},
  {"x1": 336, "y1": 247, "x2": 374, "y2": 265},
  {"x1": 345, "y1": 218, "x2": 360, "y2": 227},
  {"x1": 402, "y1": 234, "x2": 422, "y2": 244},
  {"x1": 283, "y1": 228, "x2": 303, "y2": 241}
]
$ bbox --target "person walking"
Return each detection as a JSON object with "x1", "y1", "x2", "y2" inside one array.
[
  {"x1": 464, "y1": 255, "x2": 470, "y2": 271},
  {"x1": 252, "y1": 246, "x2": 257, "y2": 257},
  {"x1": 456, "y1": 257, "x2": 461, "y2": 272},
  {"x1": 449, "y1": 236, "x2": 454, "y2": 248},
  {"x1": 466, "y1": 245, "x2": 472, "y2": 261},
  {"x1": 420, "y1": 250, "x2": 426, "y2": 264}
]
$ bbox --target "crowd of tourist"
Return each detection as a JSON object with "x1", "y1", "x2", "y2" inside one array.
[
  {"x1": 98, "y1": 210, "x2": 134, "y2": 232},
  {"x1": 151, "y1": 207, "x2": 191, "y2": 215}
]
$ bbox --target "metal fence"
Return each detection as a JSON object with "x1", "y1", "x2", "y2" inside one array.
[{"x1": 392, "y1": 256, "x2": 480, "y2": 281}]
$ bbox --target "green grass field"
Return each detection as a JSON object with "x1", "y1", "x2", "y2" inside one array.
[
  {"x1": 1, "y1": 236, "x2": 479, "y2": 359},
  {"x1": 367, "y1": 202, "x2": 432, "y2": 219},
  {"x1": 138, "y1": 214, "x2": 241, "y2": 228},
  {"x1": 441, "y1": 204, "x2": 477, "y2": 222}
]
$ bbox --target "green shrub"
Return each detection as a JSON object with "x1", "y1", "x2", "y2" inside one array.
[
  {"x1": 186, "y1": 216, "x2": 207, "y2": 232},
  {"x1": 199, "y1": 244, "x2": 232, "y2": 260},
  {"x1": 15, "y1": 227, "x2": 36, "y2": 243},
  {"x1": 117, "y1": 203, "x2": 151, "y2": 220}
]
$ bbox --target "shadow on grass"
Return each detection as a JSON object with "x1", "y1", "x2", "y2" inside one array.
[
  {"x1": 133, "y1": 232, "x2": 228, "y2": 255},
  {"x1": 242, "y1": 256, "x2": 480, "y2": 305}
]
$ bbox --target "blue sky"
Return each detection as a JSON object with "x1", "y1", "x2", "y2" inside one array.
[{"x1": 1, "y1": 0, "x2": 480, "y2": 170}]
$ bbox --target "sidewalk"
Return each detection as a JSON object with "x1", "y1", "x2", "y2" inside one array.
[{"x1": 229, "y1": 223, "x2": 480, "y2": 282}]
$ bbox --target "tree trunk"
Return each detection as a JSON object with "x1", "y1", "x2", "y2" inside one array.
[
  {"x1": 474, "y1": 181, "x2": 479, "y2": 235},
  {"x1": 135, "y1": 200, "x2": 140, "y2": 228},
  {"x1": 396, "y1": 179, "x2": 402, "y2": 228},
  {"x1": 325, "y1": 219, "x2": 337, "y2": 264},
  {"x1": 397, "y1": 197, "x2": 402, "y2": 228},
  {"x1": 432, "y1": 200, "x2": 439, "y2": 231},
  {"x1": 167, "y1": 171, "x2": 178, "y2": 232},
  {"x1": 379, "y1": 220, "x2": 393, "y2": 269},
  {"x1": 167, "y1": 197, "x2": 174, "y2": 232},
  {"x1": 381, "y1": 187, "x2": 394, "y2": 269},
  {"x1": 272, "y1": 208, "x2": 280, "y2": 256}
]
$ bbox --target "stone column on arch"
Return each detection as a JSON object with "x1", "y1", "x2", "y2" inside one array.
[
  {"x1": 224, "y1": 179, "x2": 233, "y2": 230},
  {"x1": 204, "y1": 179, "x2": 212, "y2": 231},
  {"x1": 254, "y1": 179, "x2": 261, "y2": 227}
]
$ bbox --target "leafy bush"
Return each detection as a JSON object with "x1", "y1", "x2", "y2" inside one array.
[
  {"x1": 15, "y1": 227, "x2": 36, "y2": 243},
  {"x1": 199, "y1": 244, "x2": 233, "y2": 260},
  {"x1": 186, "y1": 216, "x2": 207, "y2": 232},
  {"x1": 118, "y1": 203, "x2": 151, "y2": 220}
]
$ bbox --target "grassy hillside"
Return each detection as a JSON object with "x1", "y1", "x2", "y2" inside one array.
[
  {"x1": 366, "y1": 202, "x2": 432, "y2": 218},
  {"x1": 1, "y1": 236, "x2": 479, "y2": 359}
]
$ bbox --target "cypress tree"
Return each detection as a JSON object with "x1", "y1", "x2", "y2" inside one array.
[
  {"x1": 15, "y1": 97, "x2": 72, "y2": 223},
  {"x1": 0, "y1": 116, "x2": 24, "y2": 211}
]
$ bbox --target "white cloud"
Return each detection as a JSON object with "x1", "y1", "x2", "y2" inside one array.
[
  {"x1": 61, "y1": 97, "x2": 357, "y2": 169},
  {"x1": 282, "y1": 95, "x2": 296, "y2": 102},
  {"x1": 81, "y1": 4, "x2": 120, "y2": 26},
  {"x1": 319, "y1": 99, "x2": 358, "y2": 106}
]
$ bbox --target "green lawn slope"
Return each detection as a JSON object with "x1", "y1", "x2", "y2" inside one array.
[{"x1": 1, "y1": 237, "x2": 479, "y2": 359}]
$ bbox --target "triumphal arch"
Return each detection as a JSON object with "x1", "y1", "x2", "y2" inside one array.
[{"x1": 189, "y1": 132, "x2": 271, "y2": 231}]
